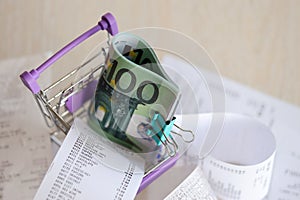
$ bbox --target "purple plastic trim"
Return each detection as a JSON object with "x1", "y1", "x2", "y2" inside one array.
[
  {"x1": 65, "y1": 80, "x2": 98, "y2": 113},
  {"x1": 137, "y1": 154, "x2": 179, "y2": 193},
  {"x1": 20, "y1": 12, "x2": 118, "y2": 94}
]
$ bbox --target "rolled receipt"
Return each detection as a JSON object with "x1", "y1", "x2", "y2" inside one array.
[{"x1": 202, "y1": 113, "x2": 276, "y2": 200}]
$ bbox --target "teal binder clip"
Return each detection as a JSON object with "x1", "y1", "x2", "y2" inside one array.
[{"x1": 147, "y1": 113, "x2": 179, "y2": 157}]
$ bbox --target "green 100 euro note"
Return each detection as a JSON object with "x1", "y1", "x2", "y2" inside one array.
[{"x1": 90, "y1": 33, "x2": 180, "y2": 154}]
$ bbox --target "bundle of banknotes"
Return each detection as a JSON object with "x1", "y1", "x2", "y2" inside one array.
[{"x1": 88, "y1": 33, "x2": 181, "y2": 161}]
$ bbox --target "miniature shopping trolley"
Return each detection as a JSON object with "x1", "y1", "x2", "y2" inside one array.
[{"x1": 20, "y1": 12, "x2": 194, "y2": 192}]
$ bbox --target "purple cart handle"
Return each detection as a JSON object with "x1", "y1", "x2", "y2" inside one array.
[{"x1": 20, "y1": 12, "x2": 118, "y2": 94}]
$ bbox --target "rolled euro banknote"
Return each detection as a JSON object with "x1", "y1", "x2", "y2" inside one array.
[{"x1": 90, "y1": 32, "x2": 181, "y2": 154}]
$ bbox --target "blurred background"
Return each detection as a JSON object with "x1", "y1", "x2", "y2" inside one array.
[
  {"x1": 0, "y1": 0, "x2": 299, "y2": 105},
  {"x1": 1, "y1": 1, "x2": 300, "y2": 199}
]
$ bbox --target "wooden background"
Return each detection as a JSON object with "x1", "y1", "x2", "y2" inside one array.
[{"x1": 1, "y1": 0, "x2": 300, "y2": 106}]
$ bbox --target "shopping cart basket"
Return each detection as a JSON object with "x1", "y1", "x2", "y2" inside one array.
[{"x1": 20, "y1": 12, "x2": 194, "y2": 192}]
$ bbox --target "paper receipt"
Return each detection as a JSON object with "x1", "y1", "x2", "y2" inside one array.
[
  {"x1": 0, "y1": 54, "x2": 53, "y2": 200},
  {"x1": 201, "y1": 114, "x2": 276, "y2": 200},
  {"x1": 164, "y1": 166, "x2": 217, "y2": 200},
  {"x1": 34, "y1": 118, "x2": 145, "y2": 200}
]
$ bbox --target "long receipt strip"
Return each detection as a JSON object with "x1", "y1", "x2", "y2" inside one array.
[
  {"x1": 161, "y1": 113, "x2": 275, "y2": 200},
  {"x1": 34, "y1": 118, "x2": 145, "y2": 200},
  {"x1": 163, "y1": 55, "x2": 300, "y2": 200}
]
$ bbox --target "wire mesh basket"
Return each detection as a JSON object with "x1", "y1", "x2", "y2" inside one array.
[{"x1": 20, "y1": 12, "x2": 188, "y2": 192}]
